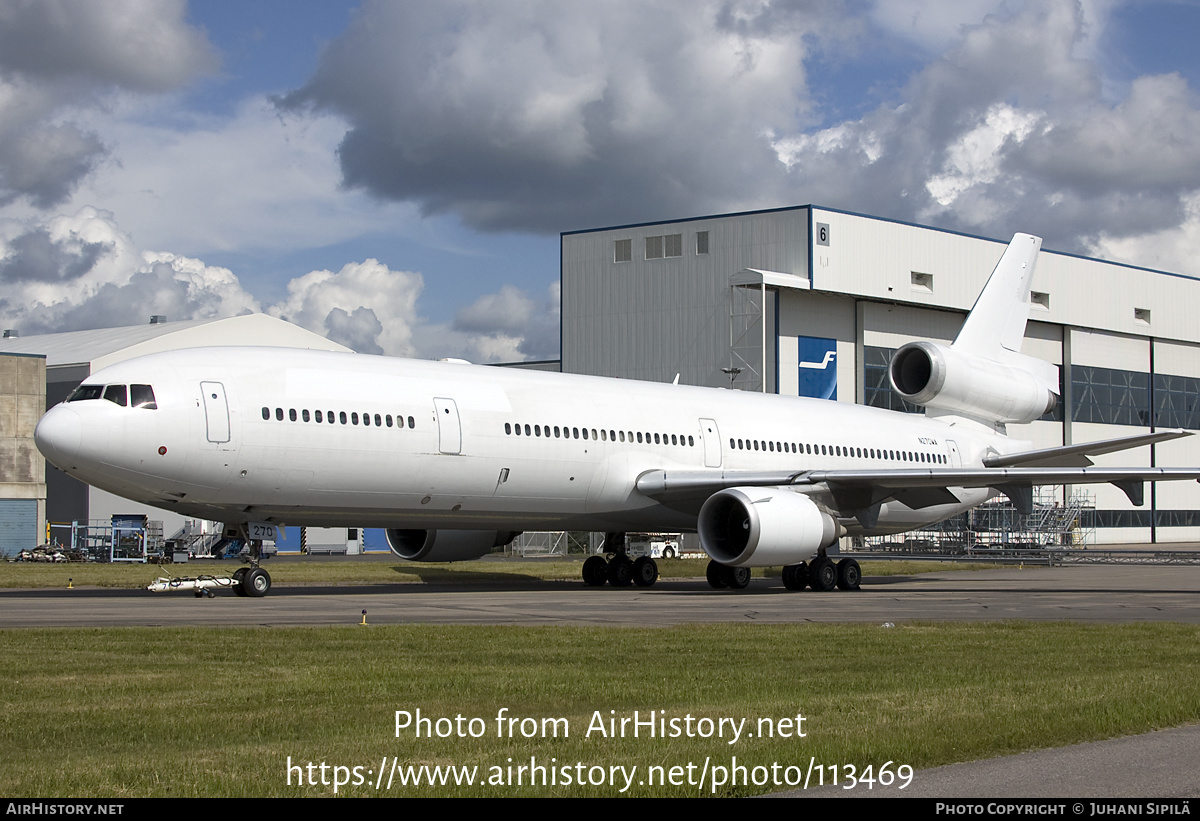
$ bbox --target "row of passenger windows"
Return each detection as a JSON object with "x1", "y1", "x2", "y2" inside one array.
[
  {"x1": 66, "y1": 383, "x2": 157, "y2": 409},
  {"x1": 505, "y1": 422, "x2": 696, "y2": 447},
  {"x1": 261, "y1": 407, "x2": 416, "y2": 429},
  {"x1": 731, "y1": 437, "x2": 946, "y2": 464}
]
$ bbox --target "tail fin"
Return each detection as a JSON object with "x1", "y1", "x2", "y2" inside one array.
[{"x1": 955, "y1": 233, "x2": 1042, "y2": 357}]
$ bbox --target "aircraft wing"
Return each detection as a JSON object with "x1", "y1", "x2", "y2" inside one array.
[{"x1": 635, "y1": 465, "x2": 1200, "y2": 524}]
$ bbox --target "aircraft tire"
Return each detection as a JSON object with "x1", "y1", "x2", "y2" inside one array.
[
  {"x1": 724, "y1": 566, "x2": 751, "y2": 589},
  {"x1": 809, "y1": 557, "x2": 837, "y2": 592},
  {"x1": 836, "y1": 558, "x2": 861, "y2": 591},
  {"x1": 232, "y1": 567, "x2": 249, "y2": 597},
  {"x1": 781, "y1": 562, "x2": 809, "y2": 591},
  {"x1": 608, "y1": 555, "x2": 634, "y2": 587},
  {"x1": 632, "y1": 556, "x2": 659, "y2": 587},
  {"x1": 241, "y1": 567, "x2": 271, "y2": 598},
  {"x1": 582, "y1": 555, "x2": 608, "y2": 587},
  {"x1": 706, "y1": 560, "x2": 728, "y2": 589}
]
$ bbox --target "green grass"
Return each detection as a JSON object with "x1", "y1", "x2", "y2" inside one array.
[
  {"x1": 0, "y1": 557, "x2": 999, "y2": 589},
  {"x1": 1, "y1": 622, "x2": 1197, "y2": 797}
]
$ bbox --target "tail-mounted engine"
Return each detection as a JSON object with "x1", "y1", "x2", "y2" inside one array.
[
  {"x1": 889, "y1": 340, "x2": 1057, "y2": 425},
  {"x1": 698, "y1": 487, "x2": 838, "y2": 567},
  {"x1": 386, "y1": 529, "x2": 520, "y2": 562}
]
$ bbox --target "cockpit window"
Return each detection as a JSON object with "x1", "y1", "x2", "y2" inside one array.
[
  {"x1": 103, "y1": 385, "x2": 128, "y2": 407},
  {"x1": 66, "y1": 385, "x2": 103, "y2": 402},
  {"x1": 131, "y1": 384, "x2": 157, "y2": 409}
]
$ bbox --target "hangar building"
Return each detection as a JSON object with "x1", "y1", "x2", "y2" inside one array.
[{"x1": 561, "y1": 205, "x2": 1200, "y2": 544}]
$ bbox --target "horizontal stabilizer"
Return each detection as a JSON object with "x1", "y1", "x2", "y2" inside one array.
[{"x1": 984, "y1": 430, "x2": 1191, "y2": 468}]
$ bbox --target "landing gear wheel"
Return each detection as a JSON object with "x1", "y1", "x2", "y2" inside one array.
[
  {"x1": 706, "y1": 560, "x2": 728, "y2": 589},
  {"x1": 809, "y1": 557, "x2": 837, "y2": 592},
  {"x1": 632, "y1": 556, "x2": 659, "y2": 587},
  {"x1": 607, "y1": 555, "x2": 634, "y2": 587},
  {"x1": 241, "y1": 567, "x2": 271, "y2": 597},
  {"x1": 836, "y1": 558, "x2": 862, "y2": 591},
  {"x1": 582, "y1": 555, "x2": 609, "y2": 587},
  {"x1": 782, "y1": 562, "x2": 809, "y2": 591},
  {"x1": 724, "y1": 566, "x2": 751, "y2": 590},
  {"x1": 232, "y1": 567, "x2": 249, "y2": 597}
]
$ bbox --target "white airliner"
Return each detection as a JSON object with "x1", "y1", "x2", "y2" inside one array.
[{"x1": 33, "y1": 234, "x2": 1200, "y2": 596}]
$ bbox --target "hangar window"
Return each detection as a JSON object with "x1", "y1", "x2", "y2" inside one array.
[
  {"x1": 614, "y1": 239, "x2": 632, "y2": 263},
  {"x1": 664, "y1": 234, "x2": 682, "y2": 258},
  {"x1": 1134, "y1": 307, "x2": 1151, "y2": 325},
  {"x1": 696, "y1": 231, "x2": 709, "y2": 255},
  {"x1": 645, "y1": 235, "x2": 663, "y2": 259},
  {"x1": 1031, "y1": 291, "x2": 1050, "y2": 310},
  {"x1": 911, "y1": 271, "x2": 933, "y2": 293}
]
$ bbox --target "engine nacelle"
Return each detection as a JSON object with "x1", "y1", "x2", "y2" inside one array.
[
  {"x1": 698, "y1": 487, "x2": 838, "y2": 567},
  {"x1": 889, "y1": 340, "x2": 1057, "y2": 424},
  {"x1": 385, "y1": 529, "x2": 520, "y2": 562}
]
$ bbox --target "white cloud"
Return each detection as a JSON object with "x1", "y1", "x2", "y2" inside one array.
[
  {"x1": 267, "y1": 259, "x2": 423, "y2": 357},
  {"x1": 0, "y1": 206, "x2": 259, "y2": 334},
  {"x1": 0, "y1": 0, "x2": 217, "y2": 207}
]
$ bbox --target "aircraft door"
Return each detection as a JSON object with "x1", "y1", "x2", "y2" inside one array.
[
  {"x1": 946, "y1": 439, "x2": 962, "y2": 468},
  {"x1": 434, "y1": 397, "x2": 462, "y2": 455},
  {"x1": 699, "y1": 418, "x2": 722, "y2": 468},
  {"x1": 200, "y1": 381, "x2": 230, "y2": 444}
]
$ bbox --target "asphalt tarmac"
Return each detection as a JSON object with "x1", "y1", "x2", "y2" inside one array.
[{"x1": 3, "y1": 563, "x2": 1199, "y2": 627}]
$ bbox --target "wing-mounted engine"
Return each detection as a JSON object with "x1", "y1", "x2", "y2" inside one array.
[
  {"x1": 697, "y1": 487, "x2": 839, "y2": 567},
  {"x1": 386, "y1": 529, "x2": 521, "y2": 562},
  {"x1": 889, "y1": 340, "x2": 1057, "y2": 425}
]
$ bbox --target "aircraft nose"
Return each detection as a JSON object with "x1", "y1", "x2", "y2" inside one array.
[{"x1": 35, "y1": 405, "x2": 82, "y2": 468}]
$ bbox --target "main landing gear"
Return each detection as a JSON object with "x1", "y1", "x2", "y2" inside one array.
[
  {"x1": 582, "y1": 532, "x2": 659, "y2": 588},
  {"x1": 707, "y1": 557, "x2": 861, "y2": 592}
]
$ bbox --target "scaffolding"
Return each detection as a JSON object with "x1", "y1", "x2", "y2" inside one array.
[{"x1": 864, "y1": 488, "x2": 1096, "y2": 553}]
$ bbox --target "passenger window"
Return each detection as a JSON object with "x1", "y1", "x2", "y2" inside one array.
[
  {"x1": 289, "y1": 409, "x2": 297, "y2": 421},
  {"x1": 374, "y1": 414, "x2": 382, "y2": 427},
  {"x1": 262, "y1": 407, "x2": 270, "y2": 420},
  {"x1": 130, "y1": 384, "x2": 157, "y2": 409},
  {"x1": 340, "y1": 411, "x2": 347, "y2": 424},
  {"x1": 103, "y1": 385, "x2": 127, "y2": 407},
  {"x1": 408, "y1": 416, "x2": 415, "y2": 428},
  {"x1": 276, "y1": 408, "x2": 283, "y2": 421},
  {"x1": 303, "y1": 410, "x2": 310, "y2": 422},
  {"x1": 316, "y1": 410, "x2": 323, "y2": 423}
]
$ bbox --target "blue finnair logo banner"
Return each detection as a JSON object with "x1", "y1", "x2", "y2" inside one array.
[{"x1": 797, "y1": 336, "x2": 837, "y2": 400}]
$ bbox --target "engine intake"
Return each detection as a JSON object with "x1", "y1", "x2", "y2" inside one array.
[
  {"x1": 386, "y1": 529, "x2": 520, "y2": 562},
  {"x1": 698, "y1": 487, "x2": 837, "y2": 567}
]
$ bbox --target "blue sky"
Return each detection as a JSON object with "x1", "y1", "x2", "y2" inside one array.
[{"x1": 3, "y1": 0, "x2": 1200, "y2": 362}]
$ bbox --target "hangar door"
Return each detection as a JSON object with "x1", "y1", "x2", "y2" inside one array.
[{"x1": 0, "y1": 499, "x2": 37, "y2": 558}]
